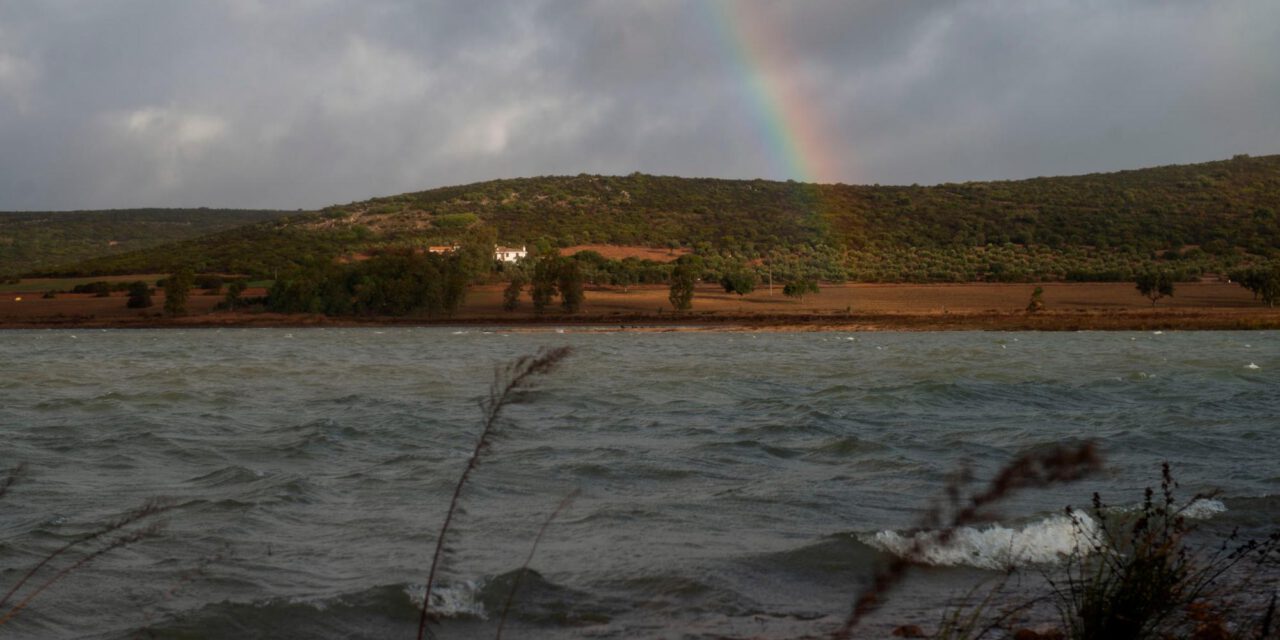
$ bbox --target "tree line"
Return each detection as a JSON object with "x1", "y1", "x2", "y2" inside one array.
[
  {"x1": 265, "y1": 250, "x2": 470, "y2": 316},
  {"x1": 139, "y1": 251, "x2": 1280, "y2": 319}
]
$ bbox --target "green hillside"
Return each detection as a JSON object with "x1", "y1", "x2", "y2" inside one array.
[
  {"x1": 0, "y1": 208, "x2": 291, "y2": 277},
  {"x1": 39, "y1": 154, "x2": 1280, "y2": 282}
]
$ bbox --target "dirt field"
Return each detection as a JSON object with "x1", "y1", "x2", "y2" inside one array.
[
  {"x1": 465, "y1": 281, "x2": 1266, "y2": 315},
  {"x1": 559, "y1": 244, "x2": 689, "y2": 262},
  {"x1": 3, "y1": 280, "x2": 1278, "y2": 330}
]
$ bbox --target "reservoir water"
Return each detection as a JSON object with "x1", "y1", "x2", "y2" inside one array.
[{"x1": 1, "y1": 328, "x2": 1277, "y2": 638}]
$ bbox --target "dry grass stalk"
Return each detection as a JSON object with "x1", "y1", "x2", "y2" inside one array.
[
  {"x1": 1050, "y1": 463, "x2": 1280, "y2": 640},
  {"x1": 0, "y1": 498, "x2": 171, "y2": 626},
  {"x1": 832, "y1": 442, "x2": 1102, "y2": 639},
  {"x1": 495, "y1": 488, "x2": 580, "y2": 640},
  {"x1": 133, "y1": 548, "x2": 228, "y2": 639},
  {"x1": 416, "y1": 346, "x2": 573, "y2": 640}
]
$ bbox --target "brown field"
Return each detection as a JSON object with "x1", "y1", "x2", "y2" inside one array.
[
  {"x1": 559, "y1": 244, "x2": 689, "y2": 262},
  {"x1": 2, "y1": 280, "x2": 1279, "y2": 331}
]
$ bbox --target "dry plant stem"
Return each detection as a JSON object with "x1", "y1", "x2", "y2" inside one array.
[
  {"x1": 1261, "y1": 592, "x2": 1276, "y2": 639},
  {"x1": 934, "y1": 574, "x2": 1047, "y2": 640},
  {"x1": 133, "y1": 549, "x2": 227, "y2": 639},
  {"x1": 1048, "y1": 463, "x2": 1280, "y2": 640},
  {"x1": 495, "y1": 488, "x2": 580, "y2": 640},
  {"x1": 0, "y1": 524, "x2": 163, "y2": 625},
  {"x1": 0, "y1": 499, "x2": 172, "y2": 612},
  {"x1": 832, "y1": 442, "x2": 1101, "y2": 639},
  {"x1": 417, "y1": 346, "x2": 572, "y2": 640}
]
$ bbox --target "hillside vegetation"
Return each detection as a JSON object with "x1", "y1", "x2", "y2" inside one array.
[
  {"x1": 36, "y1": 154, "x2": 1280, "y2": 282},
  {"x1": 0, "y1": 209, "x2": 290, "y2": 277}
]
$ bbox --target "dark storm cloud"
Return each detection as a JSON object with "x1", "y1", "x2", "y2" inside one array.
[{"x1": 0, "y1": 0, "x2": 1276, "y2": 209}]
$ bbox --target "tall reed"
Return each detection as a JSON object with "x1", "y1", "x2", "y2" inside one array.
[
  {"x1": 416, "y1": 346, "x2": 572, "y2": 640},
  {"x1": 1050, "y1": 463, "x2": 1280, "y2": 639},
  {"x1": 0, "y1": 497, "x2": 172, "y2": 626},
  {"x1": 833, "y1": 442, "x2": 1102, "y2": 638},
  {"x1": 495, "y1": 488, "x2": 580, "y2": 640}
]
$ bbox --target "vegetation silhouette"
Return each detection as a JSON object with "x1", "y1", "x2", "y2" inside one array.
[
  {"x1": 0, "y1": 467, "x2": 172, "y2": 630},
  {"x1": 417, "y1": 346, "x2": 573, "y2": 640}
]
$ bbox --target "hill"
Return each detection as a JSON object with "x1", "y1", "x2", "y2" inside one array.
[
  {"x1": 0, "y1": 208, "x2": 291, "y2": 277},
  {"x1": 37, "y1": 154, "x2": 1280, "y2": 282}
]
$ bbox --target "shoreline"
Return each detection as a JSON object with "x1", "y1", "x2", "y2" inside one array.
[{"x1": 4, "y1": 309, "x2": 1280, "y2": 332}]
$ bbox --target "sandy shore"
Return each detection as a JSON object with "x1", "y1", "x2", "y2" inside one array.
[{"x1": 2, "y1": 281, "x2": 1278, "y2": 331}]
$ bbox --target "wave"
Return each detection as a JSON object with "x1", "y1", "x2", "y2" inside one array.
[
  {"x1": 862, "y1": 499, "x2": 1230, "y2": 570},
  {"x1": 138, "y1": 579, "x2": 523, "y2": 639},
  {"x1": 806, "y1": 435, "x2": 890, "y2": 457},
  {"x1": 747, "y1": 532, "x2": 881, "y2": 575},
  {"x1": 404, "y1": 580, "x2": 487, "y2": 619},
  {"x1": 140, "y1": 584, "x2": 425, "y2": 639},
  {"x1": 862, "y1": 510, "x2": 1101, "y2": 570},
  {"x1": 186, "y1": 464, "x2": 266, "y2": 488},
  {"x1": 1179, "y1": 497, "x2": 1228, "y2": 519}
]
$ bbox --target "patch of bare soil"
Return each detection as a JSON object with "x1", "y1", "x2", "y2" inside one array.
[{"x1": 559, "y1": 244, "x2": 689, "y2": 262}]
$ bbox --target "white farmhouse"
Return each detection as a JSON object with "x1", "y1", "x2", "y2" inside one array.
[{"x1": 495, "y1": 246, "x2": 527, "y2": 262}]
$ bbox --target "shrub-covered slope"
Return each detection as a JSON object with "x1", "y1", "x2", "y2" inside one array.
[
  {"x1": 0, "y1": 209, "x2": 290, "y2": 276},
  {"x1": 43, "y1": 154, "x2": 1280, "y2": 280}
]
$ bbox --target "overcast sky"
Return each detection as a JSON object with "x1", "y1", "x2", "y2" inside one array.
[{"x1": 1, "y1": 0, "x2": 1277, "y2": 210}]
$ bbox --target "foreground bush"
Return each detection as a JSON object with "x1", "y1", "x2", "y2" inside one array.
[{"x1": 1051, "y1": 465, "x2": 1279, "y2": 640}]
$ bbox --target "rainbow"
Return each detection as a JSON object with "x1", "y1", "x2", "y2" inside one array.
[{"x1": 701, "y1": 1, "x2": 848, "y2": 185}]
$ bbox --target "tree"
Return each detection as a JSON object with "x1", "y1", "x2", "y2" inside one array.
[
  {"x1": 1234, "y1": 265, "x2": 1280, "y2": 308},
  {"x1": 720, "y1": 266, "x2": 757, "y2": 296},
  {"x1": 783, "y1": 279, "x2": 820, "y2": 301},
  {"x1": 224, "y1": 280, "x2": 247, "y2": 310},
  {"x1": 502, "y1": 276, "x2": 524, "y2": 311},
  {"x1": 531, "y1": 257, "x2": 560, "y2": 313},
  {"x1": 1026, "y1": 285, "x2": 1045, "y2": 313},
  {"x1": 1135, "y1": 271, "x2": 1174, "y2": 306},
  {"x1": 72, "y1": 281, "x2": 112, "y2": 297},
  {"x1": 456, "y1": 224, "x2": 499, "y2": 282},
  {"x1": 163, "y1": 269, "x2": 194, "y2": 316},
  {"x1": 195, "y1": 274, "x2": 224, "y2": 293},
  {"x1": 558, "y1": 259, "x2": 585, "y2": 313},
  {"x1": 1255, "y1": 266, "x2": 1280, "y2": 308},
  {"x1": 126, "y1": 281, "x2": 153, "y2": 309},
  {"x1": 668, "y1": 259, "x2": 697, "y2": 312},
  {"x1": 441, "y1": 255, "x2": 469, "y2": 316},
  {"x1": 267, "y1": 258, "x2": 352, "y2": 315}
]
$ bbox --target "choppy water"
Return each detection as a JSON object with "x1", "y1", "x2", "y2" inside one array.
[{"x1": 0, "y1": 328, "x2": 1277, "y2": 639}]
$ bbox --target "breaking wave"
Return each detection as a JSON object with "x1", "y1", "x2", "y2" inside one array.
[
  {"x1": 863, "y1": 499, "x2": 1230, "y2": 570},
  {"x1": 862, "y1": 510, "x2": 1101, "y2": 570}
]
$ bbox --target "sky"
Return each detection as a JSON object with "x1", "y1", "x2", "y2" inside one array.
[{"x1": 0, "y1": 0, "x2": 1277, "y2": 211}]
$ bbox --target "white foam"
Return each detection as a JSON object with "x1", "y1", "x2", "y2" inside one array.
[
  {"x1": 1246, "y1": 363, "x2": 1261, "y2": 370},
  {"x1": 404, "y1": 580, "x2": 487, "y2": 619},
  {"x1": 1110, "y1": 497, "x2": 1228, "y2": 521},
  {"x1": 862, "y1": 510, "x2": 1101, "y2": 570},
  {"x1": 1180, "y1": 498, "x2": 1228, "y2": 519}
]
